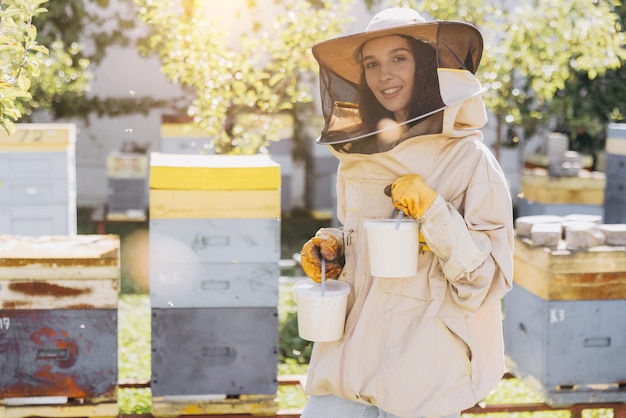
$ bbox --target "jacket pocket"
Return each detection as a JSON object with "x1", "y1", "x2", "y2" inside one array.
[
  {"x1": 376, "y1": 313, "x2": 473, "y2": 416},
  {"x1": 348, "y1": 177, "x2": 395, "y2": 218},
  {"x1": 437, "y1": 316, "x2": 472, "y2": 376}
]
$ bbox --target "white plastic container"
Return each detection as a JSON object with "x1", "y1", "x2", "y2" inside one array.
[
  {"x1": 364, "y1": 218, "x2": 419, "y2": 278},
  {"x1": 293, "y1": 279, "x2": 351, "y2": 342}
]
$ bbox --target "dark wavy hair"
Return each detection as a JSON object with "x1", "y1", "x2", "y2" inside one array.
[{"x1": 357, "y1": 36, "x2": 445, "y2": 133}]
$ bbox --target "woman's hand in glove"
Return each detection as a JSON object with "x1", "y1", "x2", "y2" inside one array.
[
  {"x1": 390, "y1": 174, "x2": 438, "y2": 219},
  {"x1": 300, "y1": 228, "x2": 344, "y2": 283}
]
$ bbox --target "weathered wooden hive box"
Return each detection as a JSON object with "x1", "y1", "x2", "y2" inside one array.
[
  {"x1": 149, "y1": 153, "x2": 280, "y2": 408},
  {"x1": 0, "y1": 234, "x2": 120, "y2": 406},
  {"x1": 0, "y1": 124, "x2": 77, "y2": 236},
  {"x1": 505, "y1": 228, "x2": 626, "y2": 404}
]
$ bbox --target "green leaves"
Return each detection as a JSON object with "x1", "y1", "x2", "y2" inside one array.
[
  {"x1": 135, "y1": 0, "x2": 354, "y2": 155},
  {"x1": 0, "y1": 0, "x2": 49, "y2": 134},
  {"x1": 380, "y1": 0, "x2": 626, "y2": 142}
]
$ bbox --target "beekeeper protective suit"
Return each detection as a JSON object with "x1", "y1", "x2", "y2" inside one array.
[{"x1": 300, "y1": 7, "x2": 514, "y2": 418}]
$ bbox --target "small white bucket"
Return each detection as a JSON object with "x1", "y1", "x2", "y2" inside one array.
[
  {"x1": 293, "y1": 279, "x2": 351, "y2": 342},
  {"x1": 364, "y1": 218, "x2": 419, "y2": 278}
]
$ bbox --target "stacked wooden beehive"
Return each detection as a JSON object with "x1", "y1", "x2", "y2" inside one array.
[
  {"x1": 0, "y1": 124, "x2": 77, "y2": 235},
  {"x1": 106, "y1": 151, "x2": 148, "y2": 221},
  {"x1": 604, "y1": 123, "x2": 626, "y2": 223},
  {"x1": 148, "y1": 153, "x2": 281, "y2": 415},
  {"x1": 0, "y1": 234, "x2": 120, "y2": 417},
  {"x1": 504, "y1": 215, "x2": 626, "y2": 405}
]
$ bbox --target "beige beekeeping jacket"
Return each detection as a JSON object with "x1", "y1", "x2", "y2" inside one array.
[{"x1": 304, "y1": 69, "x2": 514, "y2": 418}]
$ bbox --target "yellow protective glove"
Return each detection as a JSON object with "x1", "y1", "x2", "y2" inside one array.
[
  {"x1": 390, "y1": 174, "x2": 438, "y2": 219},
  {"x1": 300, "y1": 228, "x2": 344, "y2": 283}
]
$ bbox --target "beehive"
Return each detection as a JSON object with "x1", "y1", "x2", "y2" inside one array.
[
  {"x1": 0, "y1": 235, "x2": 120, "y2": 408},
  {"x1": 0, "y1": 124, "x2": 77, "y2": 235},
  {"x1": 149, "y1": 153, "x2": 280, "y2": 406},
  {"x1": 106, "y1": 152, "x2": 148, "y2": 221},
  {"x1": 504, "y1": 235, "x2": 626, "y2": 404}
]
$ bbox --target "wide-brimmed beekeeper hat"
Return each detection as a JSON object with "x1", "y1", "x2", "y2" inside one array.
[
  {"x1": 313, "y1": 7, "x2": 483, "y2": 83},
  {"x1": 312, "y1": 8, "x2": 485, "y2": 145}
]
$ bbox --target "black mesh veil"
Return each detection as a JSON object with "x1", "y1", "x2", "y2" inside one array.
[
  {"x1": 318, "y1": 69, "x2": 364, "y2": 144},
  {"x1": 314, "y1": 20, "x2": 483, "y2": 145}
]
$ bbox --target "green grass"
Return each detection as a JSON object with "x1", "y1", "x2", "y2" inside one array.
[{"x1": 117, "y1": 294, "x2": 152, "y2": 414}]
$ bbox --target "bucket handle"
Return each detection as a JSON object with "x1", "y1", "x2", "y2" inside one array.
[
  {"x1": 321, "y1": 258, "x2": 326, "y2": 297},
  {"x1": 390, "y1": 208, "x2": 404, "y2": 230}
]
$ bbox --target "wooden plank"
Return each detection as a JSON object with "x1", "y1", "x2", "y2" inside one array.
[
  {"x1": 0, "y1": 235, "x2": 120, "y2": 264},
  {"x1": 118, "y1": 375, "x2": 626, "y2": 417},
  {"x1": 151, "y1": 395, "x2": 278, "y2": 417},
  {"x1": 149, "y1": 189, "x2": 281, "y2": 219},
  {"x1": 463, "y1": 402, "x2": 626, "y2": 414},
  {"x1": 0, "y1": 401, "x2": 117, "y2": 418},
  {"x1": 520, "y1": 172, "x2": 605, "y2": 204},
  {"x1": 513, "y1": 237, "x2": 626, "y2": 300},
  {"x1": 0, "y1": 235, "x2": 120, "y2": 281}
]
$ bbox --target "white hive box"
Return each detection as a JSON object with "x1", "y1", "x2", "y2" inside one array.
[
  {"x1": 504, "y1": 236, "x2": 626, "y2": 404},
  {"x1": 0, "y1": 124, "x2": 77, "y2": 235}
]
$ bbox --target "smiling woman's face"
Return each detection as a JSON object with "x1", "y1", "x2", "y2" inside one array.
[{"x1": 361, "y1": 35, "x2": 416, "y2": 122}]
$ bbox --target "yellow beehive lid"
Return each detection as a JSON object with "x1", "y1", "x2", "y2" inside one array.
[
  {"x1": 0, "y1": 123, "x2": 76, "y2": 151},
  {"x1": 150, "y1": 152, "x2": 281, "y2": 190},
  {"x1": 150, "y1": 189, "x2": 281, "y2": 219}
]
